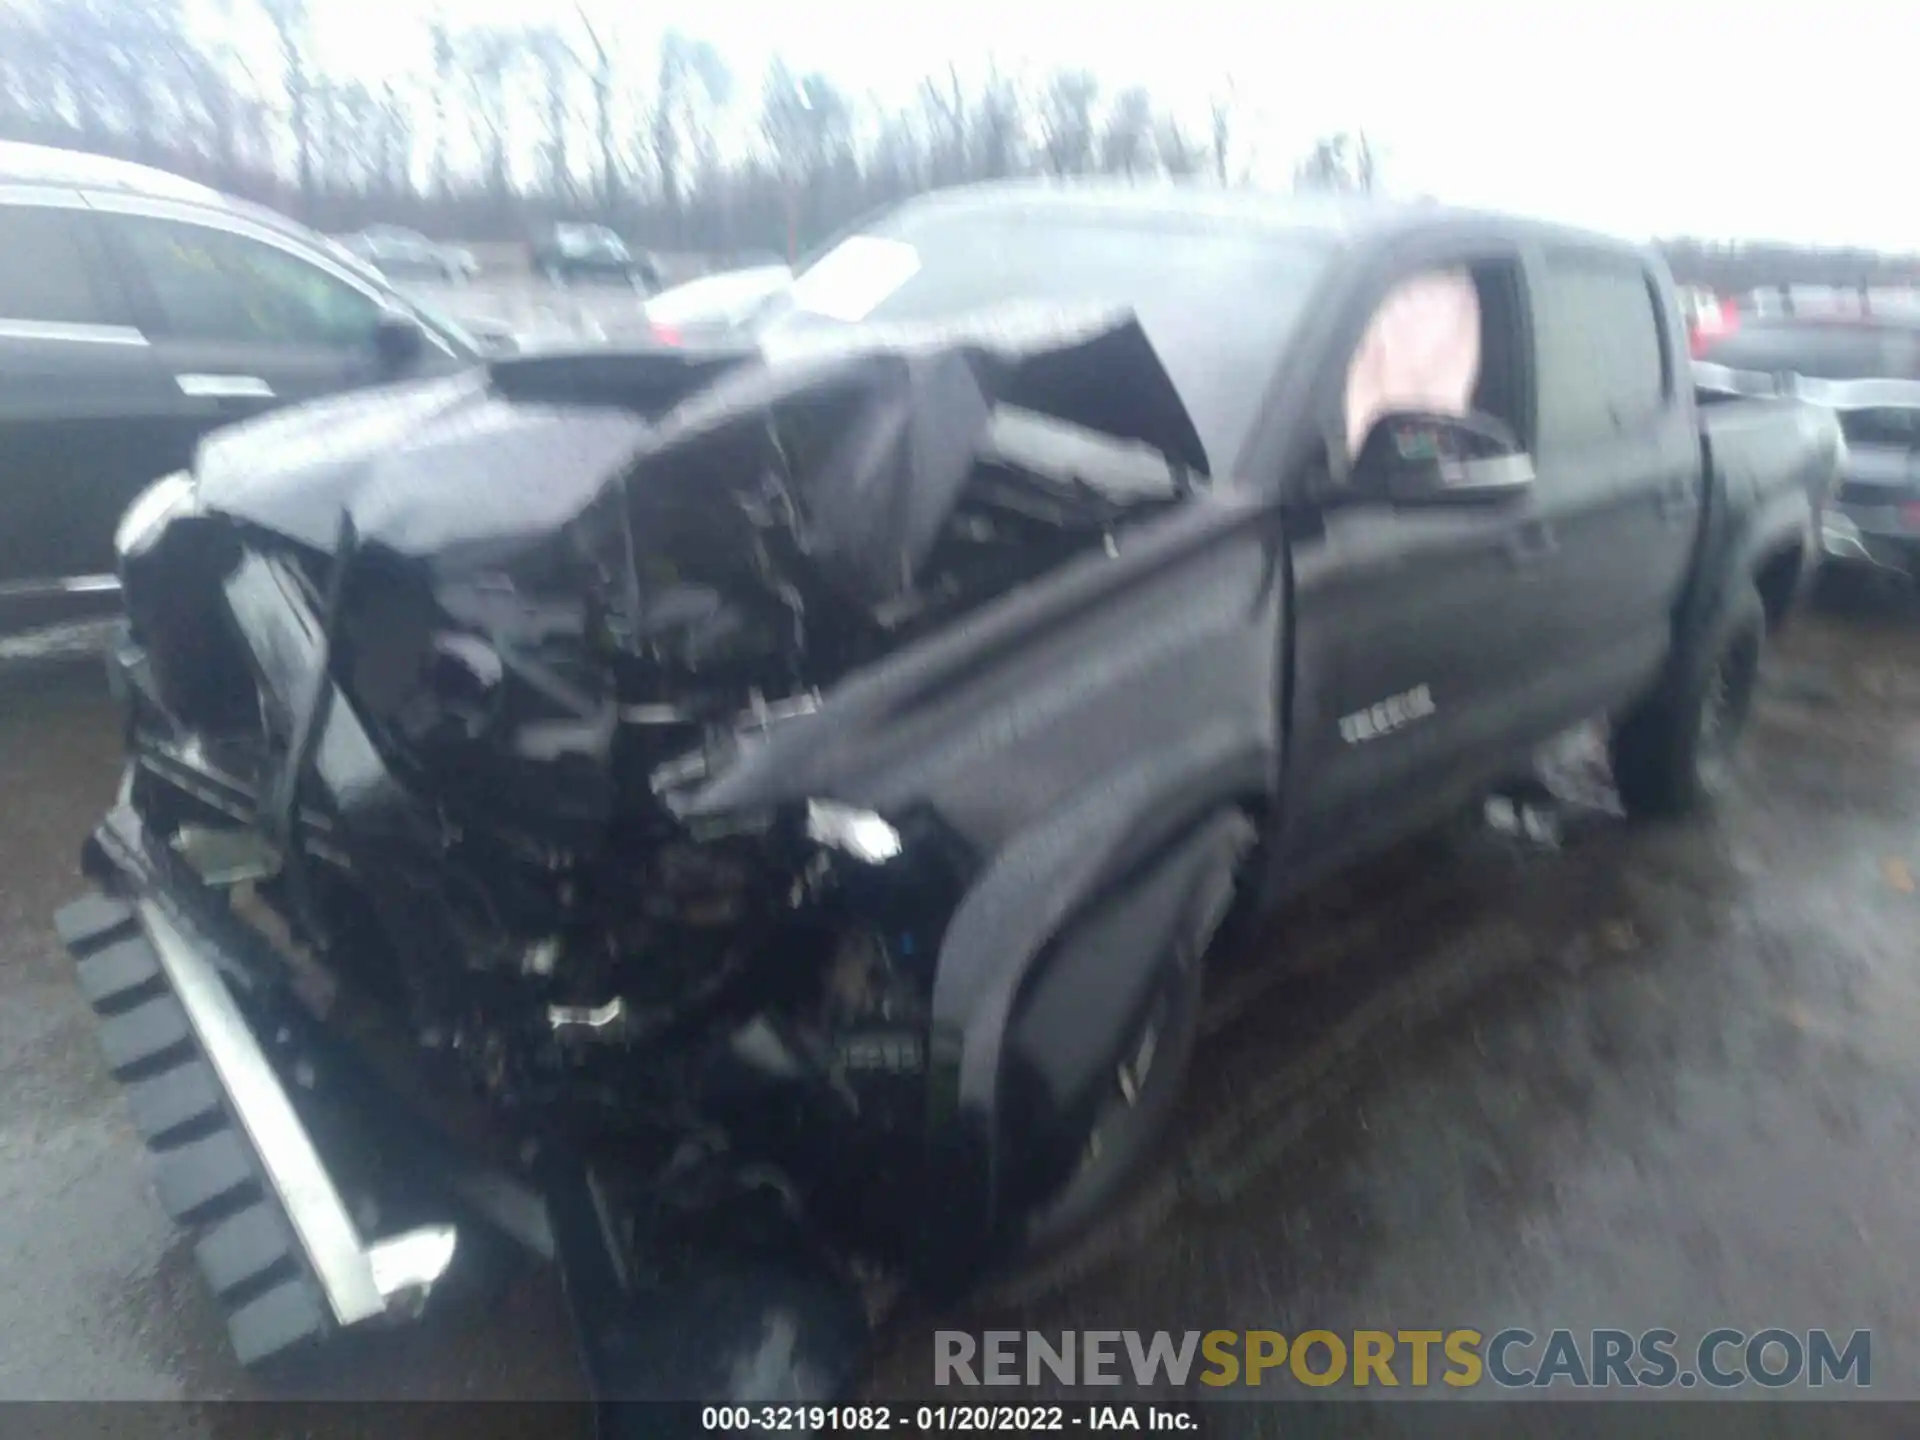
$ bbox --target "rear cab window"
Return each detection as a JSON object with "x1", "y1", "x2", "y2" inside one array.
[
  {"x1": 1530, "y1": 249, "x2": 1671, "y2": 453},
  {"x1": 0, "y1": 202, "x2": 129, "y2": 329}
]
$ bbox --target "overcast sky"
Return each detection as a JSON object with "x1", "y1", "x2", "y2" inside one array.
[{"x1": 284, "y1": 0, "x2": 1917, "y2": 249}]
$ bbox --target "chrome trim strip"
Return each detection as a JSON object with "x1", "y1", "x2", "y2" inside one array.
[
  {"x1": 0, "y1": 184, "x2": 87, "y2": 207},
  {"x1": 133, "y1": 896, "x2": 387, "y2": 1327},
  {"x1": 0, "y1": 319, "x2": 147, "y2": 346},
  {"x1": 177, "y1": 373, "x2": 275, "y2": 399},
  {"x1": 1695, "y1": 361, "x2": 1920, "y2": 411},
  {"x1": 0, "y1": 573, "x2": 122, "y2": 599}
]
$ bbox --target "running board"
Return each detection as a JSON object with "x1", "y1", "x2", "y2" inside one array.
[{"x1": 54, "y1": 890, "x2": 458, "y2": 1365}]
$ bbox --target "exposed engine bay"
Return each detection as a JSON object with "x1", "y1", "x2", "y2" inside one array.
[{"x1": 101, "y1": 307, "x2": 1250, "y2": 1325}]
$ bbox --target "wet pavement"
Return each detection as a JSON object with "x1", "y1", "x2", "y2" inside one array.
[{"x1": 1, "y1": 584, "x2": 1917, "y2": 1425}]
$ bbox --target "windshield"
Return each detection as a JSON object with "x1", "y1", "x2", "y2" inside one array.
[
  {"x1": 560, "y1": 225, "x2": 624, "y2": 252},
  {"x1": 760, "y1": 201, "x2": 1334, "y2": 470}
]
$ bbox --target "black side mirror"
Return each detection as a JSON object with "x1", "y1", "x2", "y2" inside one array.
[
  {"x1": 1351, "y1": 410, "x2": 1534, "y2": 506},
  {"x1": 372, "y1": 311, "x2": 426, "y2": 373}
]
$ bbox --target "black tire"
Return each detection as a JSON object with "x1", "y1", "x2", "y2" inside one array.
[
  {"x1": 1017, "y1": 945, "x2": 1205, "y2": 1255},
  {"x1": 1610, "y1": 582, "x2": 1766, "y2": 818}
]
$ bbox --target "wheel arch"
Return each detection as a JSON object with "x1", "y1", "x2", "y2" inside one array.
[{"x1": 914, "y1": 733, "x2": 1269, "y2": 1273}]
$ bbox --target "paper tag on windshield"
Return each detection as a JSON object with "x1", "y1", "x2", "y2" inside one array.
[{"x1": 789, "y1": 236, "x2": 921, "y2": 323}]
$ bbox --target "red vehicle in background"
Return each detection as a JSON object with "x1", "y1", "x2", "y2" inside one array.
[{"x1": 1680, "y1": 285, "x2": 1736, "y2": 355}]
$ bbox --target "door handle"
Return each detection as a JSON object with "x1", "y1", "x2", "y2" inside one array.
[
  {"x1": 175, "y1": 373, "x2": 275, "y2": 400},
  {"x1": 1502, "y1": 518, "x2": 1559, "y2": 566}
]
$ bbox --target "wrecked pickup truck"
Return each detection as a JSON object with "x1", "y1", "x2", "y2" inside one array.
[{"x1": 56, "y1": 183, "x2": 1841, "y2": 1414}]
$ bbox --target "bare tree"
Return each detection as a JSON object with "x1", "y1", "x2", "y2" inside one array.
[
  {"x1": 1154, "y1": 117, "x2": 1207, "y2": 178},
  {"x1": 1209, "y1": 79, "x2": 1234, "y2": 185},
  {"x1": 376, "y1": 79, "x2": 410, "y2": 197},
  {"x1": 1098, "y1": 86, "x2": 1155, "y2": 179},
  {"x1": 653, "y1": 30, "x2": 730, "y2": 223},
  {"x1": 760, "y1": 61, "x2": 853, "y2": 254},
  {"x1": 762, "y1": 64, "x2": 852, "y2": 174},
  {"x1": 524, "y1": 25, "x2": 578, "y2": 203},
  {"x1": 974, "y1": 66, "x2": 1025, "y2": 180},
  {"x1": 182, "y1": 43, "x2": 249, "y2": 187},
  {"x1": 913, "y1": 62, "x2": 1023, "y2": 186},
  {"x1": 575, "y1": 5, "x2": 620, "y2": 216},
  {"x1": 457, "y1": 25, "x2": 525, "y2": 205},
  {"x1": 316, "y1": 79, "x2": 392, "y2": 195},
  {"x1": 1295, "y1": 130, "x2": 1377, "y2": 194},
  {"x1": 917, "y1": 62, "x2": 967, "y2": 187},
  {"x1": 1038, "y1": 69, "x2": 1099, "y2": 177},
  {"x1": 867, "y1": 104, "x2": 931, "y2": 200},
  {"x1": 14, "y1": 0, "x2": 210, "y2": 164},
  {"x1": 257, "y1": 0, "x2": 312, "y2": 212},
  {"x1": 427, "y1": 11, "x2": 454, "y2": 197}
]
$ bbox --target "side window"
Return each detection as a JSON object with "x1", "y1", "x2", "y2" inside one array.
[
  {"x1": 1341, "y1": 259, "x2": 1529, "y2": 460},
  {"x1": 0, "y1": 205, "x2": 119, "y2": 325},
  {"x1": 106, "y1": 215, "x2": 384, "y2": 349},
  {"x1": 1532, "y1": 252, "x2": 1666, "y2": 451},
  {"x1": 1343, "y1": 268, "x2": 1483, "y2": 454}
]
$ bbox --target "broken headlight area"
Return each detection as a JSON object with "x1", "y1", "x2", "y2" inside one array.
[{"x1": 110, "y1": 539, "x2": 978, "y2": 1278}]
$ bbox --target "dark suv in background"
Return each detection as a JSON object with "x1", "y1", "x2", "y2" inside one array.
[
  {"x1": 335, "y1": 225, "x2": 479, "y2": 284},
  {"x1": 0, "y1": 141, "x2": 481, "y2": 639},
  {"x1": 530, "y1": 222, "x2": 660, "y2": 288}
]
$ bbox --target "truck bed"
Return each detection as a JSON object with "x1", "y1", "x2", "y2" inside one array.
[{"x1": 1696, "y1": 388, "x2": 1844, "y2": 514}]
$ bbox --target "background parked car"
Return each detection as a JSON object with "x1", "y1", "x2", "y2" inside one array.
[
  {"x1": 0, "y1": 141, "x2": 482, "y2": 639},
  {"x1": 640, "y1": 262, "x2": 792, "y2": 344},
  {"x1": 530, "y1": 222, "x2": 660, "y2": 288},
  {"x1": 335, "y1": 224, "x2": 479, "y2": 283},
  {"x1": 1697, "y1": 294, "x2": 1920, "y2": 582}
]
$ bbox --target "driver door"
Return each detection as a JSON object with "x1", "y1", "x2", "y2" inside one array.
[
  {"x1": 1279, "y1": 251, "x2": 1563, "y2": 878},
  {"x1": 93, "y1": 209, "x2": 394, "y2": 477}
]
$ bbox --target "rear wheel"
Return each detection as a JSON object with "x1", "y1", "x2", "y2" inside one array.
[{"x1": 1610, "y1": 582, "x2": 1766, "y2": 817}]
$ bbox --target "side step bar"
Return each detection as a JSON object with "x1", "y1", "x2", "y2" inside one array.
[{"x1": 55, "y1": 890, "x2": 457, "y2": 1365}]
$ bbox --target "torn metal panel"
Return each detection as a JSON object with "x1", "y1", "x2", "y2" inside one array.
[{"x1": 190, "y1": 308, "x2": 1203, "y2": 611}]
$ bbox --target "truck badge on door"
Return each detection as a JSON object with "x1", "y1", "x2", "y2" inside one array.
[{"x1": 1340, "y1": 684, "x2": 1435, "y2": 744}]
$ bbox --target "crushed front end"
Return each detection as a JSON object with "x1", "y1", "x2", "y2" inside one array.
[{"x1": 58, "y1": 309, "x2": 1248, "y2": 1409}]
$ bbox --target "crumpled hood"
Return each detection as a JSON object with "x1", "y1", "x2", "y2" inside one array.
[
  {"x1": 192, "y1": 371, "x2": 656, "y2": 556},
  {"x1": 189, "y1": 305, "x2": 1210, "y2": 611}
]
